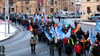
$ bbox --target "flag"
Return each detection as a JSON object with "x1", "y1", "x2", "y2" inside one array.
[
  {"x1": 44, "y1": 31, "x2": 51, "y2": 41},
  {"x1": 64, "y1": 28, "x2": 71, "y2": 38},
  {"x1": 29, "y1": 25, "x2": 33, "y2": 32},
  {"x1": 50, "y1": 26, "x2": 55, "y2": 37},
  {"x1": 60, "y1": 18, "x2": 64, "y2": 25},
  {"x1": 89, "y1": 28, "x2": 94, "y2": 44},
  {"x1": 33, "y1": 16, "x2": 35, "y2": 22},
  {"x1": 42, "y1": 6, "x2": 45, "y2": 17},
  {"x1": 57, "y1": 22, "x2": 62, "y2": 31},
  {"x1": 37, "y1": 22, "x2": 43, "y2": 32},
  {"x1": 95, "y1": 18, "x2": 100, "y2": 31},
  {"x1": 55, "y1": 27, "x2": 64, "y2": 39},
  {"x1": 64, "y1": 20, "x2": 68, "y2": 27},
  {"x1": 74, "y1": 23, "x2": 79, "y2": 33},
  {"x1": 23, "y1": 15, "x2": 25, "y2": 20}
]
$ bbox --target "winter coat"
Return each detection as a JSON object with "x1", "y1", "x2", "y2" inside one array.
[
  {"x1": 80, "y1": 39, "x2": 86, "y2": 48},
  {"x1": 30, "y1": 37, "x2": 37, "y2": 44},
  {"x1": 67, "y1": 39, "x2": 74, "y2": 46},
  {"x1": 50, "y1": 41, "x2": 54, "y2": 50},
  {"x1": 71, "y1": 34, "x2": 77, "y2": 44},
  {"x1": 91, "y1": 46, "x2": 100, "y2": 56},
  {"x1": 85, "y1": 41, "x2": 91, "y2": 51},
  {"x1": 57, "y1": 40, "x2": 63, "y2": 49},
  {"x1": 66, "y1": 45, "x2": 72, "y2": 55},
  {"x1": 74, "y1": 44, "x2": 82, "y2": 53}
]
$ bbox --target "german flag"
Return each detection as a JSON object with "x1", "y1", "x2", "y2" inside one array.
[
  {"x1": 29, "y1": 24, "x2": 33, "y2": 32},
  {"x1": 74, "y1": 23, "x2": 79, "y2": 33}
]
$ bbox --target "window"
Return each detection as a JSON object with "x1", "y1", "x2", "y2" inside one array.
[
  {"x1": 87, "y1": 0, "x2": 90, "y2": 1},
  {"x1": 12, "y1": 8, "x2": 14, "y2": 12},
  {"x1": 26, "y1": 7, "x2": 29, "y2": 10},
  {"x1": 50, "y1": 8, "x2": 54, "y2": 13},
  {"x1": 95, "y1": 14, "x2": 100, "y2": 16},
  {"x1": 96, "y1": 0, "x2": 99, "y2": 1},
  {"x1": 9, "y1": 0, "x2": 14, "y2": 6},
  {"x1": 51, "y1": 0, "x2": 54, "y2": 5},
  {"x1": 97, "y1": 5, "x2": 100, "y2": 12},
  {"x1": 87, "y1": 7, "x2": 91, "y2": 14},
  {"x1": 38, "y1": 7, "x2": 41, "y2": 11},
  {"x1": 55, "y1": 1, "x2": 57, "y2": 4},
  {"x1": 26, "y1": 0, "x2": 29, "y2": 4}
]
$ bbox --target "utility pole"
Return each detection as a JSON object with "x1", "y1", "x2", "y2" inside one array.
[{"x1": 5, "y1": 0, "x2": 9, "y2": 36}]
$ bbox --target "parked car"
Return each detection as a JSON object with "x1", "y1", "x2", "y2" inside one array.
[
  {"x1": 69, "y1": 13, "x2": 75, "y2": 18},
  {"x1": 88, "y1": 13, "x2": 100, "y2": 20}
]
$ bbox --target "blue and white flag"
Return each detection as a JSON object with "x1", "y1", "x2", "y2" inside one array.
[
  {"x1": 60, "y1": 18, "x2": 64, "y2": 25},
  {"x1": 33, "y1": 16, "x2": 35, "y2": 22},
  {"x1": 37, "y1": 22, "x2": 43, "y2": 32},
  {"x1": 64, "y1": 20, "x2": 68, "y2": 27},
  {"x1": 89, "y1": 28, "x2": 94, "y2": 44},
  {"x1": 44, "y1": 31, "x2": 51, "y2": 41},
  {"x1": 23, "y1": 15, "x2": 25, "y2": 20},
  {"x1": 55, "y1": 27, "x2": 64, "y2": 39},
  {"x1": 95, "y1": 18, "x2": 100, "y2": 32},
  {"x1": 64, "y1": 28, "x2": 71, "y2": 38},
  {"x1": 57, "y1": 22, "x2": 62, "y2": 31},
  {"x1": 50, "y1": 26, "x2": 55, "y2": 37}
]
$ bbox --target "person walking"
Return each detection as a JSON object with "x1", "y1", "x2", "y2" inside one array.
[
  {"x1": 30, "y1": 34, "x2": 37, "y2": 54},
  {"x1": 57, "y1": 38, "x2": 63, "y2": 56},
  {"x1": 66, "y1": 43, "x2": 72, "y2": 56},
  {"x1": 80, "y1": 36, "x2": 86, "y2": 56},
  {"x1": 74, "y1": 41, "x2": 82, "y2": 56},
  {"x1": 50, "y1": 38, "x2": 54, "y2": 56},
  {"x1": 90, "y1": 43, "x2": 100, "y2": 56},
  {"x1": 74, "y1": 20, "x2": 77, "y2": 28},
  {"x1": 85, "y1": 38, "x2": 91, "y2": 56}
]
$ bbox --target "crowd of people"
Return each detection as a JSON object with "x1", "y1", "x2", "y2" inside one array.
[{"x1": 2, "y1": 12, "x2": 100, "y2": 56}]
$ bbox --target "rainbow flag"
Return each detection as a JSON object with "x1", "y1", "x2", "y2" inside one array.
[{"x1": 74, "y1": 23, "x2": 79, "y2": 33}]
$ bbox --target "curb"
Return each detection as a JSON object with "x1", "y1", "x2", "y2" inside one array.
[{"x1": 80, "y1": 21, "x2": 96, "y2": 26}]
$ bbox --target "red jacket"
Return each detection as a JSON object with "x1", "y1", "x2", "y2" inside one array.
[
  {"x1": 33, "y1": 29, "x2": 37, "y2": 35},
  {"x1": 74, "y1": 44, "x2": 82, "y2": 53}
]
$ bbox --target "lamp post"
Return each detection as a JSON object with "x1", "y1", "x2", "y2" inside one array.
[{"x1": 5, "y1": 0, "x2": 9, "y2": 36}]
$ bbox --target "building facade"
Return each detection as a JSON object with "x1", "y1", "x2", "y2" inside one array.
[
  {"x1": 0, "y1": 0, "x2": 75, "y2": 15},
  {"x1": 82, "y1": 0, "x2": 100, "y2": 20}
]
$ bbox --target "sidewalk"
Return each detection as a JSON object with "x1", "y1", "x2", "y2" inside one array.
[
  {"x1": 81, "y1": 21, "x2": 96, "y2": 26},
  {"x1": 0, "y1": 20, "x2": 18, "y2": 41}
]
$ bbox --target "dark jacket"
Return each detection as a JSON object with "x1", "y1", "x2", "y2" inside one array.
[
  {"x1": 85, "y1": 41, "x2": 91, "y2": 51},
  {"x1": 57, "y1": 40, "x2": 63, "y2": 49},
  {"x1": 50, "y1": 41, "x2": 54, "y2": 50},
  {"x1": 91, "y1": 46, "x2": 100, "y2": 56},
  {"x1": 71, "y1": 34, "x2": 77, "y2": 44},
  {"x1": 66, "y1": 45, "x2": 72, "y2": 55}
]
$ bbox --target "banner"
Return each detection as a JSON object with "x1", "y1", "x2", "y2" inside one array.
[
  {"x1": 89, "y1": 28, "x2": 94, "y2": 44},
  {"x1": 95, "y1": 18, "x2": 100, "y2": 32},
  {"x1": 64, "y1": 28, "x2": 71, "y2": 38}
]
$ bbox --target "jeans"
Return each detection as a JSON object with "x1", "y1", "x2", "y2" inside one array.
[{"x1": 86, "y1": 50, "x2": 90, "y2": 56}]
